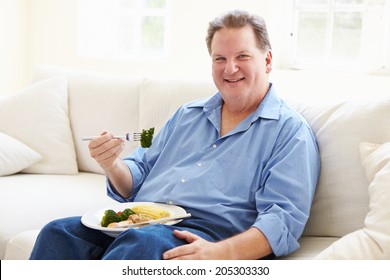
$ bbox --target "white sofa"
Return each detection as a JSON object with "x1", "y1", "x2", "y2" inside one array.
[{"x1": 1, "y1": 65, "x2": 389, "y2": 260}]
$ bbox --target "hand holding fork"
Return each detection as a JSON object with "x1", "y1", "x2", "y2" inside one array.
[
  {"x1": 82, "y1": 132, "x2": 142, "y2": 142},
  {"x1": 83, "y1": 131, "x2": 140, "y2": 175}
]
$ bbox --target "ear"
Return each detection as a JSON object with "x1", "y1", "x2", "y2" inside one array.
[{"x1": 265, "y1": 50, "x2": 272, "y2": 74}]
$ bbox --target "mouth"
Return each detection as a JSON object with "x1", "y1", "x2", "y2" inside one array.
[{"x1": 224, "y1": 77, "x2": 245, "y2": 84}]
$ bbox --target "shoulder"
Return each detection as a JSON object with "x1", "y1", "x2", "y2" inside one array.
[
  {"x1": 170, "y1": 93, "x2": 221, "y2": 117},
  {"x1": 260, "y1": 85, "x2": 306, "y2": 125},
  {"x1": 185, "y1": 93, "x2": 220, "y2": 109},
  {"x1": 266, "y1": 86, "x2": 315, "y2": 139},
  {"x1": 164, "y1": 93, "x2": 219, "y2": 126}
]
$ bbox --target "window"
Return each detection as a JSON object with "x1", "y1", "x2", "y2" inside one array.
[
  {"x1": 288, "y1": 0, "x2": 390, "y2": 73},
  {"x1": 77, "y1": 0, "x2": 171, "y2": 60}
]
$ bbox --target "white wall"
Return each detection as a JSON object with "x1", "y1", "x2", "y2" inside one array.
[
  {"x1": 0, "y1": 0, "x2": 28, "y2": 95},
  {"x1": 0, "y1": 0, "x2": 273, "y2": 95},
  {"x1": 25, "y1": 0, "x2": 272, "y2": 82},
  {"x1": 1, "y1": 0, "x2": 389, "y2": 98}
]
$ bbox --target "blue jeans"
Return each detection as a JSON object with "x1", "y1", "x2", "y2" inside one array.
[{"x1": 29, "y1": 216, "x2": 233, "y2": 260}]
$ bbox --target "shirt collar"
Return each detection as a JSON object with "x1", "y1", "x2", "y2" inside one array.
[
  {"x1": 188, "y1": 83, "x2": 282, "y2": 122},
  {"x1": 252, "y1": 83, "x2": 281, "y2": 121}
]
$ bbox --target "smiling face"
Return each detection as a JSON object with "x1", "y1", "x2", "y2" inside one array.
[{"x1": 211, "y1": 25, "x2": 272, "y2": 112}]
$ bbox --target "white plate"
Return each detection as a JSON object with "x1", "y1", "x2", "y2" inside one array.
[{"x1": 81, "y1": 202, "x2": 187, "y2": 237}]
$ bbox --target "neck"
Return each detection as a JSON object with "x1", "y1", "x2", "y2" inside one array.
[
  {"x1": 219, "y1": 85, "x2": 270, "y2": 136},
  {"x1": 220, "y1": 102, "x2": 255, "y2": 137}
]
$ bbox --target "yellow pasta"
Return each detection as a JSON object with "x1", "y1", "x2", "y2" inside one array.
[{"x1": 131, "y1": 205, "x2": 171, "y2": 220}]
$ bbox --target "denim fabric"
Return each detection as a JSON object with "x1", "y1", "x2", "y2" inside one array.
[{"x1": 29, "y1": 216, "x2": 233, "y2": 260}]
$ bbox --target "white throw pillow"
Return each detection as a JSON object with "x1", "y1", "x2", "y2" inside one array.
[
  {"x1": 315, "y1": 142, "x2": 390, "y2": 259},
  {"x1": 0, "y1": 132, "x2": 42, "y2": 176},
  {"x1": 32, "y1": 65, "x2": 142, "y2": 174},
  {"x1": 0, "y1": 77, "x2": 78, "y2": 174},
  {"x1": 291, "y1": 97, "x2": 390, "y2": 237}
]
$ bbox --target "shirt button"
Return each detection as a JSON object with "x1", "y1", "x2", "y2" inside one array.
[
  {"x1": 180, "y1": 179, "x2": 186, "y2": 183},
  {"x1": 212, "y1": 144, "x2": 217, "y2": 149},
  {"x1": 168, "y1": 201, "x2": 173, "y2": 205},
  {"x1": 197, "y1": 162, "x2": 202, "y2": 167}
]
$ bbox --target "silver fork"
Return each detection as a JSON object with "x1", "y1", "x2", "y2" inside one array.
[{"x1": 82, "y1": 132, "x2": 142, "y2": 141}]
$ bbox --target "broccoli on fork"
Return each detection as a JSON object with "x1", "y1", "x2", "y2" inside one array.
[{"x1": 140, "y1": 127, "x2": 155, "y2": 148}]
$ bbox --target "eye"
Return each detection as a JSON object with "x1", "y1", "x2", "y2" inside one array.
[
  {"x1": 213, "y1": 56, "x2": 226, "y2": 62},
  {"x1": 238, "y1": 54, "x2": 250, "y2": 60}
]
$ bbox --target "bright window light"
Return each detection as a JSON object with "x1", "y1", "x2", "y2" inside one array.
[
  {"x1": 77, "y1": 0, "x2": 171, "y2": 60},
  {"x1": 289, "y1": 0, "x2": 390, "y2": 73}
]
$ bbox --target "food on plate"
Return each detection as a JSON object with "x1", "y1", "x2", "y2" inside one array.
[
  {"x1": 106, "y1": 214, "x2": 151, "y2": 228},
  {"x1": 100, "y1": 208, "x2": 135, "y2": 227},
  {"x1": 117, "y1": 208, "x2": 136, "y2": 221},
  {"x1": 100, "y1": 204, "x2": 171, "y2": 228},
  {"x1": 140, "y1": 127, "x2": 155, "y2": 148},
  {"x1": 131, "y1": 205, "x2": 170, "y2": 220},
  {"x1": 100, "y1": 210, "x2": 120, "y2": 227}
]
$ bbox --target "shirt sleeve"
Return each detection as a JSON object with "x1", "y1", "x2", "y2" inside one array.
[
  {"x1": 252, "y1": 119, "x2": 320, "y2": 256},
  {"x1": 106, "y1": 106, "x2": 185, "y2": 202},
  {"x1": 106, "y1": 153, "x2": 147, "y2": 202}
]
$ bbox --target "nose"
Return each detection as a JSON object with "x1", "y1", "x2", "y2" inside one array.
[{"x1": 224, "y1": 59, "x2": 239, "y2": 75}]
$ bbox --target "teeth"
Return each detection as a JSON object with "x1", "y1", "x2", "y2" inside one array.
[{"x1": 225, "y1": 78, "x2": 244, "y2": 82}]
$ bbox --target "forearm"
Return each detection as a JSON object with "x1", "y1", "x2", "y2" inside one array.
[
  {"x1": 105, "y1": 158, "x2": 134, "y2": 198},
  {"x1": 218, "y1": 227, "x2": 272, "y2": 259}
]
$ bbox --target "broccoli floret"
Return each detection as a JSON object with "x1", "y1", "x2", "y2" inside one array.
[
  {"x1": 101, "y1": 209, "x2": 120, "y2": 227},
  {"x1": 140, "y1": 127, "x2": 155, "y2": 148},
  {"x1": 118, "y1": 208, "x2": 135, "y2": 221}
]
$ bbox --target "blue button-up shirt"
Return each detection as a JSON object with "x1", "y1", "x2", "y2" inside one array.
[{"x1": 107, "y1": 84, "x2": 320, "y2": 256}]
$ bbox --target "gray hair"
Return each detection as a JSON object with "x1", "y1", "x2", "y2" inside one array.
[{"x1": 206, "y1": 10, "x2": 272, "y2": 54}]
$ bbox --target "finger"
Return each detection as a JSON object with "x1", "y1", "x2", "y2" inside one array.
[
  {"x1": 163, "y1": 244, "x2": 195, "y2": 260},
  {"x1": 89, "y1": 136, "x2": 124, "y2": 156},
  {"x1": 173, "y1": 230, "x2": 199, "y2": 243},
  {"x1": 93, "y1": 140, "x2": 124, "y2": 162},
  {"x1": 94, "y1": 142, "x2": 125, "y2": 171},
  {"x1": 88, "y1": 132, "x2": 113, "y2": 149},
  {"x1": 99, "y1": 143, "x2": 123, "y2": 162},
  {"x1": 89, "y1": 140, "x2": 124, "y2": 167},
  {"x1": 163, "y1": 231, "x2": 203, "y2": 260}
]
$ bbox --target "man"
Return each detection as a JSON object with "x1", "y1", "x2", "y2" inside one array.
[{"x1": 30, "y1": 10, "x2": 320, "y2": 260}]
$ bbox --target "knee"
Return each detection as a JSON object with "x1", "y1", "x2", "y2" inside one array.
[
  {"x1": 104, "y1": 225, "x2": 181, "y2": 260},
  {"x1": 117, "y1": 225, "x2": 169, "y2": 246},
  {"x1": 38, "y1": 216, "x2": 81, "y2": 237}
]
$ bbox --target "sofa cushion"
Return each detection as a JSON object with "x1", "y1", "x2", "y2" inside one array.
[
  {"x1": 291, "y1": 97, "x2": 390, "y2": 237},
  {"x1": 315, "y1": 142, "x2": 390, "y2": 259},
  {"x1": 4, "y1": 230, "x2": 39, "y2": 260},
  {"x1": 0, "y1": 77, "x2": 77, "y2": 174},
  {"x1": 0, "y1": 172, "x2": 115, "y2": 259},
  {"x1": 32, "y1": 65, "x2": 142, "y2": 174},
  {"x1": 278, "y1": 236, "x2": 339, "y2": 260},
  {"x1": 0, "y1": 132, "x2": 42, "y2": 176}
]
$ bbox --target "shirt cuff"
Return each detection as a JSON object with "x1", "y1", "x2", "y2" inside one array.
[
  {"x1": 253, "y1": 214, "x2": 300, "y2": 257},
  {"x1": 106, "y1": 159, "x2": 144, "y2": 202}
]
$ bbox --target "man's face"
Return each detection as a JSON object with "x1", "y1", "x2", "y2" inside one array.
[{"x1": 210, "y1": 25, "x2": 272, "y2": 108}]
